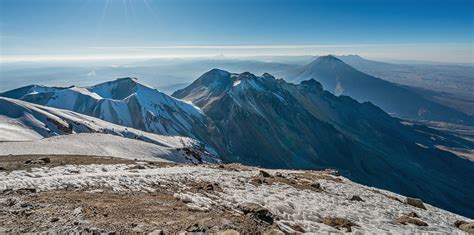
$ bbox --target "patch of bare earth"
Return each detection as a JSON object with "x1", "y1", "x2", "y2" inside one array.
[
  {"x1": 0, "y1": 187, "x2": 276, "y2": 233},
  {"x1": 0, "y1": 156, "x2": 278, "y2": 233}
]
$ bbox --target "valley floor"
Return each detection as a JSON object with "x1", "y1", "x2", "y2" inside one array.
[{"x1": 0, "y1": 155, "x2": 471, "y2": 234}]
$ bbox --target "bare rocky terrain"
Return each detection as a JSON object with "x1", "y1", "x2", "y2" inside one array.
[{"x1": 1, "y1": 155, "x2": 472, "y2": 234}]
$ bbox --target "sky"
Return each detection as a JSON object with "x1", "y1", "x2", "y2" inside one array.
[{"x1": 0, "y1": 0, "x2": 472, "y2": 63}]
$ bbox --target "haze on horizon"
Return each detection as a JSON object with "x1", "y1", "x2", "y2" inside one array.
[{"x1": 0, "y1": 0, "x2": 473, "y2": 64}]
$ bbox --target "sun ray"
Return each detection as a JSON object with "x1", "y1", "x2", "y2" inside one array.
[{"x1": 95, "y1": 0, "x2": 110, "y2": 43}]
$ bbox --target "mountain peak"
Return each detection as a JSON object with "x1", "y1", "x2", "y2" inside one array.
[
  {"x1": 204, "y1": 68, "x2": 231, "y2": 77},
  {"x1": 302, "y1": 54, "x2": 356, "y2": 73},
  {"x1": 236, "y1": 71, "x2": 258, "y2": 80},
  {"x1": 89, "y1": 77, "x2": 153, "y2": 100},
  {"x1": 115, "y1": 77, "x2": 138, "y2": 82},
  {"x1": 315, "y1": 55, "x2": 343, "y2": 63},
  {"x1": 300, "y1": 79, "x2": 324, "y2": 92}
]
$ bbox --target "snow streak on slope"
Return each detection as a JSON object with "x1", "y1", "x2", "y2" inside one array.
[
  {"x1": 0, "y1": 133, "x2": 216, "y2": 163},
  {"x1": 0, "y1": 164, "x2": 468, "y2": 233}
]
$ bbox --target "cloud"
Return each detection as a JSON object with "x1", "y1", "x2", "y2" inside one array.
[{"x1": 88, "y1": 44, "x2": 411, "y2": 50}]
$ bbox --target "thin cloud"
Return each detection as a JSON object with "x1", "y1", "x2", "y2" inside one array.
[{"x1": 88, "y1": 43, "x2": 460, "y2": 50}]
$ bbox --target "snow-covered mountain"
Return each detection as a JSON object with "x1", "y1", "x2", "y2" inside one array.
[
  {"x1": 173, "y1": 69, "x2": 474, "y2": 218},
  {"x1": 1, "y1": 77, "x2": 222, "y2": 147},
  {"x1": 0, "y1": 97, "x2": 218, "y2": 163},
  {"x1": 285, "y1": 55, "x2": 474, "y2": 126}
]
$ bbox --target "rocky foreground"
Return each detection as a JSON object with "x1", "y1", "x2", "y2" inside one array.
[{"x1": 0, "y1": 155, "x2": 473, "y2": 234}]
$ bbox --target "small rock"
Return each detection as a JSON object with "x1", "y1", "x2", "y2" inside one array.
[
  {"x1": 186, "y1": 223, "x2": 207, "y2": 232},
  {"x1": 6, "y1": 198, "x2": 16, "y2": 206},
  {"x1": 259, "y1": 170, "x2": 272, "y2": 178},
  {"x1": 205, "y1": 183, "x2": 218, "y2": 191},
  {"x1": 405, "y1": 197, "x2": 426, "y2": 210},
  {"x1": 129, "y1": 164, "x2": 146, "y2": 170},
  {"x1": 406, "y1": 212, "x2": 419, "y2": 218},
  {"x1": 350, "y1": 195, "x2": 364, "y2": 202},
  {"x1": 290, "y1": 224, "x2": 305, "y2": 232},
  {"x1": 397, "y1": 215, "x2": 428, "y2": 226},
  {"x1": 51, "y1": 217, "x2": 59, "y2": 223},
  {"x1": 73, "y1": 207, "x2": 82, "y2": 215},
  {"x1": 322, "y1": 217, "x2": 358, "y2": 232},
  {"x1": 73, "y1": 221, "x2": 80, "y2": 226},
  {"x1": 310, "y1": 182, "x2": 321, "y2": 189},
  {"x1": 250, "y1": 178, "x2": 263, "y2": 185},
  {"x1": 16, "y1": 188, "x2": 36, "y2": 194},
  {"x1": 454, "y1": 220, "x2": 466, "y2": 228},
  {"x1": 22, "y1": 210, "x2": 33, "y2": 216},
  {"x1": 130, "y1": 223, "x2": 138, "y2": 228},
  {"x1": 0, "y1": 166, "x2": 6, "y2": 171},
  {"x1": 39, "y1": 157, "x2": 51, "y2": 163},
  {"x1": 238, "y1": 203, "x2": 274, "y2": 224},
  {"x1": 91, "y1": 229, "x2": 102, "y2": 235},
  {"x1": 275, "y1": 172, "x2": 285, "y2": 178},
  {"x1": 324, "y1": 169, "x2": 340, "y2": 176},
  {"x1": 266, "y1": 229, "x2": 284, "y2": 235},
  {"x1": 454, "y1": 220, "x2": 474, "y2": 233},
  {"x1": 24, "y1": 159, "x2": 32, "y2": 164},
  {"x1": 149, "y1": 230, "x2": 165, "y2": 235},
  {"x1": 20, "y1": 202, "x2": 32, "y2": 208},
  {"x1": 215, "y1": 229, "x2": 239, "y2": 235}
]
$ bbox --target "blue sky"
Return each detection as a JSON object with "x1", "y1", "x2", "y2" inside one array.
[{"x1": 0, "y1": 0, "x2": 472, "y2": 63}]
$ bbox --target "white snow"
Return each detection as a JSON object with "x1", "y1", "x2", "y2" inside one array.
[
  {"x1": 0, "y1": 97, "x2": 219, "y2": 162},
  {"x1": 7, "y1": 77, "x2": 207, "y2": 137},
  {"x1": 0, "y1": 133, "x2": 207, "y2": 163},
  {"x1": 233, "y1": 80, "x2": 241, "y2": 86},
  {"x1": 0, "y1": 165, "x2": 467, "y2": 233},
  {"x1": 0, "y1": 116, "x2": 43, "y2": 141}
]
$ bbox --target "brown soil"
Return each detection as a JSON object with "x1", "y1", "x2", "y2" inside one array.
[
  {"x1": 0, "y1": 155, "x2": 279, "y2": 233},
  {"x1": 0, "y1": 187, "x2": 276, "y2": 234}
]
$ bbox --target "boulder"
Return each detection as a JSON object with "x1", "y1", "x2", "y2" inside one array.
[
  {"x1": 321, "y1": 216, "x2": 358, "y2": 232},
  {"x1": 397, "y1": 216, "x2": 428, "y2": 226},
  {"x1": 454, "y1": 220, "x2": 474, "y2": 233},
  {"x1": 39, "y1": 157, "x2": 51, "y2": 163},
  {"x1": 311, "y1": 182, "x2": 321, "y2": 189},
  {"x1": 405, "y1": 197, "x2": 426, "y2": 210},
  {"x1": 406, "y1": 212, "x2": 419, "y2": 218},
  {"x1": 259, "y1": 170, "x2": 272, "y2": 178},
  {"x1": 186, "y1": 223, "x2": 207, "y2": 232},
  {"x1": 238, "y1": 203, "x2": 274, "y2": 224},
  {"x1": 350, "y1": 195, "x2": 364, "y2": 202}
]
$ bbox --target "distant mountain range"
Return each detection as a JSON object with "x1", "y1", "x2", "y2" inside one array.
[
  {"x1": 338, "y1": 55, "x2": 474, "y2": 96},
  {"x1": 2, "y1": 65, "x2": 474, "y2": 217},
  {"x1": 336, "y1": 55, "x2": 474, "y2": 116},
  {"x1": 285, "y1": 55, "x2": 474, "y2": 126}
]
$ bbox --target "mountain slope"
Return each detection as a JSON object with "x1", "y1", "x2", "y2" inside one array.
[
  {"x1": 0, "y1": 162, "x2": 469, "y2": 233},
  {"x1": 287, "y1": 55, "x2": 474, "y2": 126},
  {"x1": 0, "y1": 97, "x2": 218, "y2": 163},
  {"x1": 173, "y1": 69, "x2": 474, "y2": 218},
  {"x1": 0, "y1": 77, "x2": 222, "y2": 148}
]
